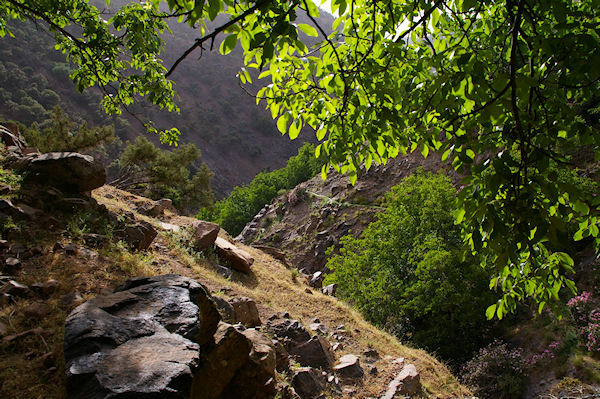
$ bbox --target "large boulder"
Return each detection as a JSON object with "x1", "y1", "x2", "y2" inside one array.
[
  {"x1": 192, "y1": 221, "x2": 220, "y2": 250},
  {"x1": 215, "y1": 237, "x2": 254, "y2": 272},
  {"x1": 24, "y1": 152, "x2": 106, "y2": 193},
  {"x1": 64, "y1": 274, "x2": 220, "y2": 399},
  {"x1": 289, "y1": 335, "x2": 334, "y2": 370}
]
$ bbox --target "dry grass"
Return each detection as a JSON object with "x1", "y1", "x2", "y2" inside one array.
[{"x1": 0, "y1": 185, "x2": 470, "y2": 398}]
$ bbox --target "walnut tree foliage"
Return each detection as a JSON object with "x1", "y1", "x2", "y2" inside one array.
[{"x1": 2, "y1": 0, "x2": 600, "y2": 317}]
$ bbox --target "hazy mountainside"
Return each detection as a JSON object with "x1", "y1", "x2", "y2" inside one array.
[{"x1": 0, "y1": 5, "x2": 332, "y2": 197}]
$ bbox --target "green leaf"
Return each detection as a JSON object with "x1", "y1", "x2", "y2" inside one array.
[
  {"x1": 277, "y1": 113, "x2": 291, "y2": 134},
  {"x1": 297, "y1": 23, "x2": 318, "y2": 37},
  {"x1": 220, "y1": 34, "x2": 237, "y2": 55},
  {"x1": 485, "y1": 304, "x2": 497, "y2": 320}
]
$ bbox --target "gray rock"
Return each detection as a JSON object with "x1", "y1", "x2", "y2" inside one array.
[
  {"x1": 214, "y1": 264, "x2": 233, "y2": 279},
  {"x1": 309, "y1": 272, "x2": 324, "y2": 288},
  {"x1": 64, "y1": 275, "x2": 220, "y2": 399},
  {"x1": 2, "y1": 257, "x2": 21, "y2": 274},
  {"x1": 267, "y1": 317, "x2": 311, "y2": 345},
  {"x1": 24, "y1": 152, "x2": 106, "y2": 193},
  {"x1": 1, "y1": 280, "x2": 30, "y2": 297}
]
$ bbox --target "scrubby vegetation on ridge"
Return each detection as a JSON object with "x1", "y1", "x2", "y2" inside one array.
[{"x1": 198, "y1": 143, "x2": 325, "y2": 235}]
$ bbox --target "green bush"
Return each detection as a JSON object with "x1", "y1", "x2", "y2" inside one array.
[
  {"x1": 324, "y1": 170, "x2": 498, "y2": 361},
  {"x1": 198, "y1": 143, "x2": 324, "y2": 235}
]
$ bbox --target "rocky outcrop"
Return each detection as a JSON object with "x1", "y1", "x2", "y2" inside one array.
[
  {"x1": 381, "y1": 363, "x2": 421, "y2": 398},
  {"x1": 215, "y1": 237, "x2": 254, "y2": 272},
  {"x1": 119, "y1": 219, "x2": 158, "y2": 250},
  {"x1": 64, "y1": 275, "x2": 220, "y2": 398},
  {"x1": 63, "y1": 275, "x2": 281, "y2": 399},
  {"x1": 23, "y1": 152, "x2": 106, "y2": 193}
]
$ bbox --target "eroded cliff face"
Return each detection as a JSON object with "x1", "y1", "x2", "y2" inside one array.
[{"x1": 236, "y1": 151, "x2": 460, "y2": 275}]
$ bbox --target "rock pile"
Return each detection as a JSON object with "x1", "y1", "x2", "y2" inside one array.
[{"x1": 63, "y1": 274, "x2": 277, "y2": 399}]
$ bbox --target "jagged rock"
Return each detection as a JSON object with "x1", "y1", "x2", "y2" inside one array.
[
  {"x1": 191, "y1": 322, "x2": 252, "y2": 398},
  {"x1": 145, "y1": 198, "x2": 175, "y2": 216},
  {"x1": 82, "y1": 233, "x2": 108, "y2": 248},
  {"x1": 273, "y1": 339, "x2": 290, "y2": 372},
  {"x1": 64, "y1": 274, "x2": 220, "y2": 399},
  {"x1": 230, "y1": 297, "x2": 261, "y2": 327},
  {"x1": 215, "y1": 237, "x2": 254, "y2": 272},
  {"x1": 120, "y1": 220, "x2": 157, "y2": 250},
  {"x1": 321, "y1": 283, "x2": 337, "y2": 296},
  {"x1": 267, "y1": 317, "x2": 311, "y2": 345},
  {"x1": 381, "y1": 364, "x2": 421, "y2": 398},
  {"x1": 192, "y1": 221, "x2": 220, "y2": 250},
  {"x1": 304, "y1": 287, "x2": 313, "y2": 294},
  {"x1": 333, "y1": 354, "x2": 364, "y2": 381},
  {"x1": 308, "y1": 323, "x2": 327, "y2": 335},
  {"x1": 23, "y1": 152, "x2": 106, "y2": 193},
  {"x1": 0, "y1": 198, "x2": 30, "y2": 220},
  {"x1": 224, "y1": 328, "x2": 277, "y2": 399},
  {"x1": 2, "y1": 257, "x2": 21, "y2": 274},
  {"x1": 289, "y1": 335, "x2": 334, "y2": 370},
  {"x1": 291, "y1": 368, "x2": 324, "y2": 399},
  {"x1": 309, "y1": 272, "x2": 324, "y2": 288}
]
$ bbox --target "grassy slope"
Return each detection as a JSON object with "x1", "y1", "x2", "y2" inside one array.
[{"x1": 0, "y1": 183, "x2": 469, "y2": 398}]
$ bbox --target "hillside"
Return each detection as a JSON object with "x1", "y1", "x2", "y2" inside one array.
[
  {"x1": 0, "y1": 4, "x2": 332, "y2": 197},
  {"x1": 0, "y1": 126, "x2": 469, "y2": 398}
]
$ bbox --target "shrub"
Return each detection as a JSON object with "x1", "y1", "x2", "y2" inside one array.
[
  {"x1": 324, "y1": 170, "x2": 499, "y2": 361},
  {"x1": 198, "y1": 143, "x2": 325, "y2": 235},
  {"x1": 462, "y1": 340, "x2": 527, "y2": 399}
]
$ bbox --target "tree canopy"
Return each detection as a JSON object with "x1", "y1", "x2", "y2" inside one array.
[{"x1": 2, "y1": 0, "x2": 600, "y2": 317}]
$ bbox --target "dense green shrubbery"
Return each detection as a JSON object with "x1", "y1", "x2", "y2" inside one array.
[
  {"x1": 324, "y1": 170, "x2": 498, "y2": 361},
  {"x1": 198, "y1": 143, "x2": 324, "y2": 235}
]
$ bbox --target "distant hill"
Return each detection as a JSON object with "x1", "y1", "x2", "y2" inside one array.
[{"x1": 0, "y1": 3, "x2": 334, "y2": 197}]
